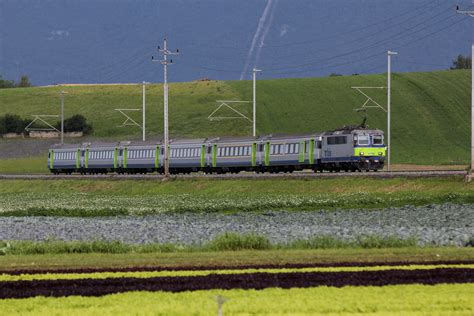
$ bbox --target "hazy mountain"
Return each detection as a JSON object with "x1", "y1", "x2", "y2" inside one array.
[{"x1": 0, "y1": 0, "x2": 471, "y2": 85}]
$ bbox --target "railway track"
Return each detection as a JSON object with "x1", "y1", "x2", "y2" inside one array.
[{"x1": 0, "y1": 170, "x2": 467, "y2": 180}]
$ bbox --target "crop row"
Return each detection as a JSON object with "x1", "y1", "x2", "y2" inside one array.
[
  {"x1": 1, "y1": 264, "x2": 472, "y2": 282},
  {"x1": 2, "y1": 284, "x2": 473, "y2": 316},
  {"x1": 1, "y1": 191, "x2": 470, "y2": 216},
  {"x1": 1, "y1": 268, "x2": 472, "y2": 299}
]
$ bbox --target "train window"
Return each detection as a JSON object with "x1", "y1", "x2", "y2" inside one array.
[
  {"x1": 295, "y1": 143, "x2": 299, "y2": 153},
  {"x1": 327, "y1": 136, "x2": 347, "y2": 145},
  {"x1": 358, "y1": 135, "x2": 369, "y2": 146},
  {"x1": 317, "y1": 141, "x2": 322, "y2": 149},
  {"x1": 217, "y1": 148, "x2": 222, "y2": 156},
  {"x1": 373, "y1": 135, "x2": 383, "y2": 145}
]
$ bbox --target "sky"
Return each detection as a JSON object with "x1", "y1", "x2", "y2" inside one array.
[{"x1": 0, "y1": 0, "x2": 472, "y2": 85}]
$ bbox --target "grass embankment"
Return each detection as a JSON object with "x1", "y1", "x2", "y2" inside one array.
[
  {"x1": 0, "y1": 70, "x2": 470, "y2": 165},
  {"x1": 0, "y1": 156, "x2": 46, "y2": 174},
  {"x1": 1, "y1": 247, "x2": 473, "y2": 272},
  {"x1": 0, "y1": 177, "x2": 472, "y2": 216},
  {"x1": 1, "y1": 284, "x2": 472, "y2": 315},
  {"x1": 0, "y1": 233, "x2": 419, "y2": 256}
]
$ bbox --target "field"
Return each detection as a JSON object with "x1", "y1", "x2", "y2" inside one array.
[
  {"x1": 2, "y1": 284, "x2": 472, "y2": 316},
  {"x1": 0, "y1": 248, "x2": 473, "y2": 315},
  {"x1": 0, "y1": 177, "x2": 472, "y2": 216},
  {"x1": 1, "y1": 70, "x2": 473, "y2": 314},
  {"x1": 0, "y1": 69, "x2": 470, "y2": 166}
]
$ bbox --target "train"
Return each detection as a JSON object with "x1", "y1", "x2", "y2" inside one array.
[{"x1": 47, "y1": 125, "x2": 386, "y2": 175}]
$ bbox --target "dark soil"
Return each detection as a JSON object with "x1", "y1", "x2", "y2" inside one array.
[{"x1": 1, "y1": 268, "x2": 472, "y2": 299}]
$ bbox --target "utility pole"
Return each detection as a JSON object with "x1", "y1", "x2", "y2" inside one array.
[
  {"x1": 142, "y1": 81, "x2": 150, "y2": 142},
  {"x1": 387, "y1": 51, "x2": 397, "y2": 172},
  {"x1": 60, "y1": 91, "x2": 67, "y2": 145},
  {"x1": 152, "y1": 38, "x2": 179, "y2": 178},
  {"x1": 456, "y1": 5, "x2": 474, "y2": 180},
  {"x1": 252, "y1": 68, "x2": 261, "y2": 137}
]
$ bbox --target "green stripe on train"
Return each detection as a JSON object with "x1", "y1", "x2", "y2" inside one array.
[
  {"x1": 354, "y1": 147, "x2": 387, "y2": 157},
  {"x1": 212, "y1": 144, "x2": 217, "y2": 167},
  {"x1": 123, "y1": 148, "x2": 128, "y2": 168},
  {"x1": 298, "y1": 141, "x2": 305, "y2": 163},
  {"x1": 309, "y1": 139, "x2": 315, "y2": 164},
  {"x1": 85, "y1": 148, "x2": 89, "y2": 169},
  {"x1": 113, "y1": 147, "x2": 118, "y2": 169},
  {"x1": 155, "y1": 146, "x2": 159, "y2": 168},
  {"x1": 76, "y1": 149, "x2": 80, "y2": 169},
  {"x1": 252, "y1": 143, "x2": 257, "y2": 167},
  {"x1": 264, "y1": 142, "x2": 270, "y2": 166}
]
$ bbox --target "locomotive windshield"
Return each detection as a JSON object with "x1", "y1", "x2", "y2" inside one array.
[
  {"x1": 373, "y1": 135, "x2": 383, "y2": 145},
  {"x1": 357, "y1": 135, "x2": 369, "y2": 146}
]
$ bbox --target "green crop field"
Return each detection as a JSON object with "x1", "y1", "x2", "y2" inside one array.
[
  {"x1": 1, "y1": 284, "x2": 472, "y2": 315},
  {"x1": 0, "y1": 177, "x2": 472, "y2": 216},
  {"x1": 0, "y1": 69, "x2": 470, "y2": 165}
]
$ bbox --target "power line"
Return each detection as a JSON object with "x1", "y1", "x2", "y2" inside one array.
[
  {"x1": 264, "y1": 11, "x2": 459, "y2": 72},
  {"x1": 263, "y1": 15, "x2": 467, "y2": 77},
  {"x1": 264, "y1": 3, "x2": 454, "y2": 62},
  {"x1": 185, "y1": 0, "x2": 440, "y2": 51}
]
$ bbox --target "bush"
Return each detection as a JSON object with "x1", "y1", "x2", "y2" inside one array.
[
  {"x1": 0, "y1": 114, "x2": 29, "y2": 134},
  {"x1": 57, "y1": 114, "x2": 93, "y2": 134},
  {"x1": 16, "y1": 75, "x2": 32, "y2": 87},
  {"x1": 0, "y1": 75, "x2": 15, "y2": 89},
  {"x1": 288, "y1": 235, "x2": 350, "y2": 249},
  {"x1": 207, "y1": 232, "x2": 271, "y2": 251}
]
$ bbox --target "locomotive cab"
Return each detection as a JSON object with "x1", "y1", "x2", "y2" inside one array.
[{"x1": 353, "y1": 129, "x2": 386, "y2": 171}]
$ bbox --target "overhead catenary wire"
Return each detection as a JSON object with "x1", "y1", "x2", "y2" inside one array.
[
  {"x1": 182, "y1": 0, "x2": 449, "y2": 63},
  {"x1": 262, "y1": 15, "x2": 468, "y2": 77},
  {"x1": 263, "y1": 11, "x2": 460, "y2": 72}
]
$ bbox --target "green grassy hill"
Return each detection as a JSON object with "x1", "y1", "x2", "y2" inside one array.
[{"x1": 0, "y1": 70, "x2": 470, "y2": 165}]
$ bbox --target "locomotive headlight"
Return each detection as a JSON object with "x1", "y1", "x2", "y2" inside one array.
[
  {"x1": 379, "y1": 152, "x2": 383, "y2": 156},
  {"x1": 360, "y1": 152, "x2": 364, "y2": 156}
]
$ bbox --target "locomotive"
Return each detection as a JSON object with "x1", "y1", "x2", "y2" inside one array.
[{"x1": 48, "y1": 126, "x2": 386, "y2": 174}]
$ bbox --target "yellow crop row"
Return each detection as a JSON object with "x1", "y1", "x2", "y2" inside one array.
[
  {"x1": 1, "y1": 264, "x2": 472, "y2": 282},
  {"x1": 1, "y1": 284, "x2": 473, "y2": 315}
]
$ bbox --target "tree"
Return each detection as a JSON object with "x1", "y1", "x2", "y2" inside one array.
[
  {"x1": 451, "y1": 55, "x2": 472, "y2": 70},
  {"x1": 0, "y1": 75, "x2": 15, "y2": 89},
  {"x1": 59, "y1": 114, "x2": 93, "y2": 134},
  {"x1": 0, "y1": 114, "x2": 28, "y2": 134},
  {"x1": 17, "y1": 75, "x2": 32, "y2": 87}
]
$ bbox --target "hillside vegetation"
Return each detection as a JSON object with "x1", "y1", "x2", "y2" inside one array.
[{"x1": 0, "y1": 70, "x2": 470, "y2": 165}]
